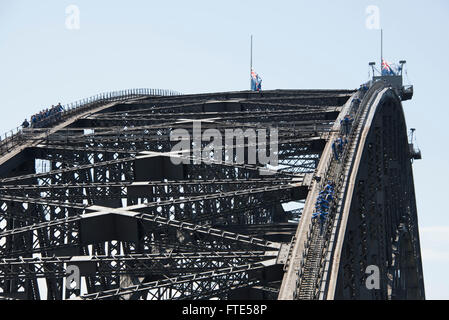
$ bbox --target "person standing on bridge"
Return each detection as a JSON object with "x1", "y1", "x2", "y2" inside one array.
[
  {"x1": 319, "y1": 210, "x2": 328, "y2": 224},
  {"x1": 337, "y1": 136, "x2": 347, "y2": 155},
  {"x1": 56, "y1": 103, "x2": 63, "y2": 120},
  {"x1": 319, "y1": 197, "x2": 329, "y2": 211},
  {"x1": 30, "y1": 115, "x2": 36, "y2": 128},
  {"x1": 353, "y1": 98, "x2": 361, "y2": 109},
  {"x1": 360, "y1": 83, "x2": 369, "y2": 92},
  {"x1": 334, "y1": 137, "x2": 345, "y2": 160},
  {"x1": 325, "y1": 180, "x2": 334, "y2": 190},
  {"x1": 325, "y1": 188, "x2": 334, "y2": 202},
  {"x1": 21, "y1": 118, "x2": 29, "y2": 129},
  {"x1": 332, "y1": 140, "x2": 340, "y2": 162},
  {"x1": 341, "y1": 115, "x2": 354, "y2": 136},
  {"x1": 324, "y1": 181, "x2": 334, "y2": 196}
]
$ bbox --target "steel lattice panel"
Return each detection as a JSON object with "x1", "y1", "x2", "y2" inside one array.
[{"x1": 0, "y1": 88, "x2": 424, "y2": 300}]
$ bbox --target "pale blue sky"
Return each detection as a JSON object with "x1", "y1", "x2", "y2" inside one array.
[{"x1": 0, "y1": 0, "x2": 448, "y2": 299}]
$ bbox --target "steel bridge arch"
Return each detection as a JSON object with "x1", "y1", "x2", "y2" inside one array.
[
  {"x1": 279, "y1": 83, "x2": 425, "y2": 300},
  {"x1": 0, "y1": 86, "x2": 424, "y2": 300},
  {"x1": 325, "y1": 87, "x2": 425, "y2": 300}
]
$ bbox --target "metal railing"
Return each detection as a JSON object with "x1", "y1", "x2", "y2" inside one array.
[{"x1": 0, "y1": 88, "x2": 181, "y2": 156}]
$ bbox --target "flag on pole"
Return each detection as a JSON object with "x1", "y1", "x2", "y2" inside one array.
[
  {"x1": 381, "y1": 59, "x2": 394, "y2": 75},
  {"x1": 251, "y1": 69, "x2": 262, "y2": 91},
  {"x1": 382, "y1": 59, "x2": 402, "y2": 76}
]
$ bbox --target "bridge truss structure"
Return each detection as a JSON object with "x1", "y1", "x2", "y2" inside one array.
[{"x1": 0, "y1": 84, "x2": 425, "y2": 300}]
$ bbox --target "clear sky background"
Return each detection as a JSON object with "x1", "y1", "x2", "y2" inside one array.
[{"x1": 0, "y1": 0, "x2": 448, "y2": 299}]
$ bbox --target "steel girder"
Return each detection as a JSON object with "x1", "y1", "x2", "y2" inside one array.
[{"x1": 0, "y1": 88, "x2": 424, "y2": 300}]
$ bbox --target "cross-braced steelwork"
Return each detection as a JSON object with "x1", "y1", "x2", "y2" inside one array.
[{"x1": 0, "y1": 86, "x2": 424, "y2": 300}]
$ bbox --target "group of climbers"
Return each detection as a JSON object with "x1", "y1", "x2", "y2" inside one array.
[
  {"x1": 309, "y1": 85, "x2": 367, "y2": 225},
  {"x1": 312, "y1": 181, "x2": 335, "y2": 226},
  {"x1": 329, "y1": 113, "x2": 354, "y2": 162},
  {"x1": 22, "y1": 103, "x2": 64, "y2": 129},
  {"x1": 360, "y1": 83, "x2": 369, "y2": 92}
]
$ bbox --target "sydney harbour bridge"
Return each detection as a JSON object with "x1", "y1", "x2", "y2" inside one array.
[{"x1": 0, "y1": 81, "x2": 425, "y2": 300}]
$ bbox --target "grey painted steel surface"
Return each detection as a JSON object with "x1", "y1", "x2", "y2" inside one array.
[{"x1": 0, "y1": 87, "x2": 423, "y2": 300}]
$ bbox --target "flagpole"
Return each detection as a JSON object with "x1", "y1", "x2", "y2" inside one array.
[
  {"x1": 380, "y1": 29, "x2": 383, "y2": 71},
  {"x1": 250, "y1": 35, "x2": 253, "y2": 90}
]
